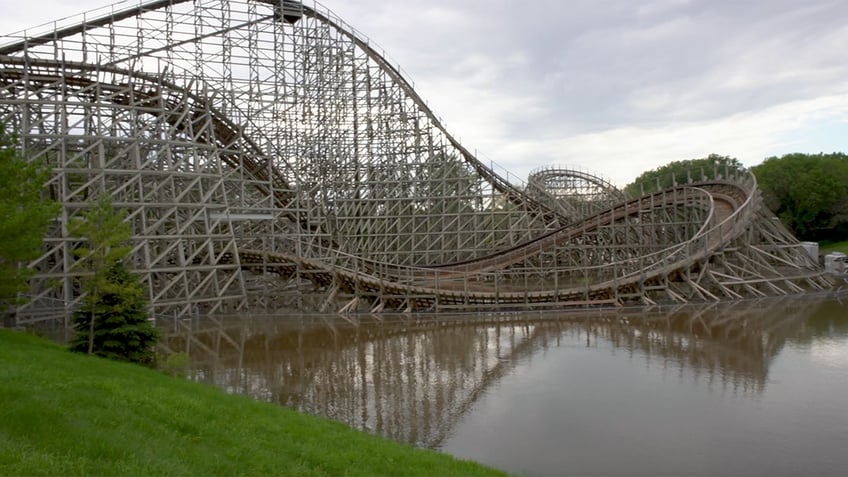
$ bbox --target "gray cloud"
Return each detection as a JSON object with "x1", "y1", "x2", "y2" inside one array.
[
  {"x1": 3, "y1": 0, "x2": 847, "y2": 183},
  {"x1": 335, "y1": 0, "x2": 848, "y2": 134}
]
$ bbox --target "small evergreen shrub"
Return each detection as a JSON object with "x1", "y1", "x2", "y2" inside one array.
[{"x1": 70, "y1": 261, "x2": 159, "y2": 366}]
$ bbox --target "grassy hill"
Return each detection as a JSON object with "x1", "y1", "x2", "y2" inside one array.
[{"x1": 0, "y1": 329, "x2": 507, "y2": 476}]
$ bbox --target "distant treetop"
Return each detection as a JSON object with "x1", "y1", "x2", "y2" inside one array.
[{"x1": 625, "y1": 154, "x2": 746, "y2": 197}]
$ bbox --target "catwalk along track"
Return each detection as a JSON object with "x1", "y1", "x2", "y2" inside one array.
[{"x1": 0, "y1": 0, "x2": 831, "y2": 323}]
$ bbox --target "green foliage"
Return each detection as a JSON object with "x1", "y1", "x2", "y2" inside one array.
[
  {"x1": 158, "y1": 351, "x2": 189, "y2": 378},
  {"x1": 0, "y1": 125, "x2": 60, "y2": 310},
  {"x1": 69, "y1": 261, "x2": 158, "y2": 365},
  {"x1": 69, "y1": 195, "x2": 158, "y2": 365},
  {"x1": 752, "y1": 153, "x2": 848, "y2": 240},
  {"x1": 68, "y1": 195, "x2": 133, "y2": 278},
  {"x1": 1, "y1": 330, "x2": 506, "y2": 476},
  {"x1": 625, "y1": 154, "x2": 746, "y2": 196},
  {"x1": 419, "y1": 152, "x2": 480, "y2": 215},
  {"x1": 820, "y1": 239, "x2": 848, "y2": 256}
]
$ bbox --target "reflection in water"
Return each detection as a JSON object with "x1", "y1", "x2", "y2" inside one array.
[{"x1": 159, "y1": 295, "x2": 844, "y2": 450}]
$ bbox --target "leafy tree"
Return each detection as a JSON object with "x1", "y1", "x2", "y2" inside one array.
[
  {"x1": 419, "y1": 152, "x2": 480, "y2": 216},
  {"x1": 625, "y1": 154, "x2": 746, "y2": 196},
  {"x1": 752, "y1": 152, "x2": 848, "y2": 240},
  {"x1": 0, "y1": 124, "x2": 60, "y2": 313},
  {"x1": 69, "y1": 195, "x2": 158, "y2": 365}
]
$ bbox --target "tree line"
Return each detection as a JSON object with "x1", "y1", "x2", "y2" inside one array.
[
  {"x1": 626, "y1": 152, "x2": 848, "y2": 242},
  {"x1": 752, "y1": 152, "x2": 848, "y2": 241}
]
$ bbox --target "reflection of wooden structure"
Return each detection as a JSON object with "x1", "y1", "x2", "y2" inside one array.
[
  {"x1": 1, "y1": 0, "x2": 831, "y2": 324},
  {"x1": 161, "y1": 297, "x2": 824, "y2": 448}
]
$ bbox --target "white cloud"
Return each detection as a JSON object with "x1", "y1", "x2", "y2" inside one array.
[
  {"x1": 2, "y1": 0, "x2": 847, "y2": 187},
  {"x1": 487, "y1": 92, "x2": 848, "y2": 186}
]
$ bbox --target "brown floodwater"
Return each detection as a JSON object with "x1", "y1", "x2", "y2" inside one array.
[{"x1": 160, "y1": 293, "x2": 848, "y2": 476}]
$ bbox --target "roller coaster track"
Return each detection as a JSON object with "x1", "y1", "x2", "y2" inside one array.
[
  {"x1": 526, "y1": 166, "x2": 628, "y2": 221},
  {"x1": 0, "y1": 57, "x2": 294, "y2": 206},
  {"x1": 0, "y1": 0, "x2": 551, "y2": 216},
  {"x1": 0, "y1": 0, "x2": 832, "y2": 321},
  {"x1": 235, "y1": 178, "x2": 759, "y2": 310}
]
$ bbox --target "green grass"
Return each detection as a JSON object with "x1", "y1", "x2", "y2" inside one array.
[
  {"x1": 820, "y1": 239, "x2": 848, "y2": 255},
  {"x1": 0, "y1": 330, "x2": 508, "y2": 477}
]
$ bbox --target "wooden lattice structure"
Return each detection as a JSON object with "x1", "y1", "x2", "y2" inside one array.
[{"x1": 0, "y1": 0, "x2": 831, "y2": 324}]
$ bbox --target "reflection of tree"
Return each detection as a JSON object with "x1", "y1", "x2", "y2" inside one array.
[
  {"x1": 786, "y1": 299, "x2": 848, "y2": 345},
  {"x1": 159, "y1": 296, "x2": 842, "y2": 448},
  {"x1": 598, "y1": 300, "x2": 819, "y2": 394}
]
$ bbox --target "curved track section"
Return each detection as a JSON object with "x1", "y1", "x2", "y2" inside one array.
[
  {"x1": 526, "y1": 166, "x2": 629, "y2": 222},
  {"x1": 0, "y1": 0, "x2": 831, "y2": 321}
]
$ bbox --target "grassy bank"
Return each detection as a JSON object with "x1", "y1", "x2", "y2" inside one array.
[
  {"x1": 0, "y1": 330, "x2": 507, "y2": 477},
  {"x1": 820, "y1": 239, "x2": 848, "y2": 255}
]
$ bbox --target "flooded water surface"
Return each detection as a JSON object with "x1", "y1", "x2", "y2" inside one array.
[{"x1": 161, "y1": 296, "x2": 848, "y2": 476}]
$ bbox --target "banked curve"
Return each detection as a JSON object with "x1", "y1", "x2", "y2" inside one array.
[{"x1": 236, "y1": 176, "x2": 757, "y2": 309}]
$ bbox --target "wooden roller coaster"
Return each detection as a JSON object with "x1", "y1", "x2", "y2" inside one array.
[{"x1": 0, "y1": 0, "x2": 831, "y2": 323}]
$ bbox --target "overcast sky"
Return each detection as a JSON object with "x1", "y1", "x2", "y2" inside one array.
[{"x1": 2, "y1": 0, "x2": 847, "y2": 185}]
